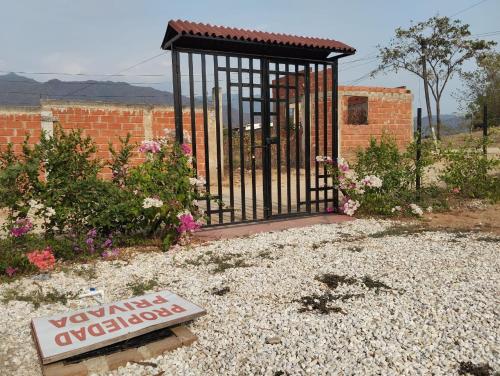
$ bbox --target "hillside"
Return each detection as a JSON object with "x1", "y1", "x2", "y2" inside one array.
[{"x1": 0, "y1": 73, "x2": 175, "y2": 106}]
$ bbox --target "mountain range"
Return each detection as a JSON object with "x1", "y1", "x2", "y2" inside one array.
[{"x1": 0, "y1": 73, "x2": 175, "y2": 106}]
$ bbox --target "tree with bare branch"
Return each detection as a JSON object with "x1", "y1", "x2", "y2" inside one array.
[{"x1": 373, "y1": 16, "x2": 496, "y2": 140}]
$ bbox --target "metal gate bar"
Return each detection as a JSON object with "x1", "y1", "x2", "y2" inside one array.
[
  {"x1": 285, "y1": 64, "x2": 291, "y2": 213},
  {"x1": 294, "y1": 63, "x2": 300, "y2": 212},
  {"x1": 237, "y1": 57, "x2": 246, "y2": 221},
  {"x1": 200, "y1": 53, "x2": 211, "y2": 224}
]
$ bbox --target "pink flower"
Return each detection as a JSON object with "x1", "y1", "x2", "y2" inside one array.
[
  {"x1": 10, "y1": 218, "x2": 33, "y2": 238},
  {"x1": 139, "y1": 140, "x2": 161, "y2": 153},
  {"x1": 102, "y1": 248, "x2": 120, "y2": 259},
  {"x1": 27, "y1": 247, "x2": 56, "y2": 271},
  {"x1": 451, "y1": 187, "x2": 461, "y2": 194},
  {"x1": 176, "y1": 213, "x2": 202, "y2": 233},
  {"x1": 181, "y1": 143, "x2": 192, "y2": 155},
  {"x1": 326, "y1": 207, "x2": 334, "y2": 213},
  {"x1": 5, "y1": 267, "x2": 18, "y2": 277}
]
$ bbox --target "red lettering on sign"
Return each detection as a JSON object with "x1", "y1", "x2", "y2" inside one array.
[
  {"x1": 132, "y1": 299, "x2": 153, "y2": 309},
  {"x1": 54, "y1": 332, "x2": 72, "y2": 346},
  {"x1": 109, "y1": 304, "x2": 127, "y2": 315},
  {"x1": 152, "y1": 295, "x2": 168, "y2": 304},
  {"x1": 154, "y1": 308, "x2": 173, "y2": 317},
  {"x1": 49, "y1": 317, "x2": 67, "y2": 328},
  {"x1": 88, "y1": 308, "x2": 105, "y2": 318},
  {"x1": 128, "y1": 314, "x2": 144, "y2": 325},
  {"x1": 70, "y1": 327, "x2": 86, "y2": 341},
  {"x1": 88, "y1": 323, "x2": 105, "y2": 337},
  {"x1": 139, "y1": 312, "x2": 158, "y2": 321},
  {"x1": 102, "y1": 319, "x2": 121, "y2": 333},
  {"x1": 117, "y1": 317, "x2": 129, "y2": 328},
  {"x1": 171, "y1": 304, "x2": 187, "y2": 313},
  {"x1": 123, "y1": 302, "x2": 135, "y2": 311},
  {"x1": 69, "y1": 312, "x2": 89, "y2": 324}
]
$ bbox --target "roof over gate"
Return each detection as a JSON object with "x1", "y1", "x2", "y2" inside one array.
[{"x1": 161, "y1": 20, "x2": 355, "y2": 60}]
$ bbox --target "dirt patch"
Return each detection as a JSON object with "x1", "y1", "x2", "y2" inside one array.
[
  {"x1": 315, "y1": 274, "x2": 357, "y2": 289},
  {"x1": 421, "y1": 203, "x2": 500, "y2": 235}
]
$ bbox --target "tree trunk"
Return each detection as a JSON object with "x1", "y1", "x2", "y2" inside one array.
[
  {"x1": 435, "y1": 98, "x2": 441, "y2": 140},
  {"x1": 421, "y1": 44, "x2": 437, "y2": 143}
]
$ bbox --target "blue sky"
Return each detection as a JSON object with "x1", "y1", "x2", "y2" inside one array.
[{"x1": 1, "y1": 0, "x2": 499, "y2": 113}]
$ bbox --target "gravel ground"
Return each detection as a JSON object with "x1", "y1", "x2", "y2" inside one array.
[{"x1": 0, "y1": 219, "x2": 499, "y2": 376}]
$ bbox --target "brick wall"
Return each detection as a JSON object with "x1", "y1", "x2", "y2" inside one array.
[
  {"x1": 275, "y1": 68, "x2": 413, "y2": 162},
  {"x1": 0, "y1": 78, "x2": 412, "y2": 180},
  {"x1": 0, "y1": 101, "x2": 206, "y2": 178}
]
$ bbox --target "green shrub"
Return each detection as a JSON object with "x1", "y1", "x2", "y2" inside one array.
[{"x1": 440, "y1": 136, "x2": 499, "y2": 201}]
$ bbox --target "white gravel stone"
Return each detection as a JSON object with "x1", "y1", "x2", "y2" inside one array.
[{"x1": 0, "y1": 219, "x2": 499, "y2": 375}]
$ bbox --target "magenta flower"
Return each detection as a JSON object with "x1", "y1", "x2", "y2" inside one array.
[
  {"x1": 326, "y1": 207, "x2": 334, "y2": 213},
  {"x1": 181, "y1": 143, "x2": 192, "y2": 155},
  {"x1": 176, "y1": 213, "x2": 202, "y2": 233},
  {"x1": 10, "y1": 218, "x2": 33, "y2": 238},
  {"x1": 5, "y1": 267, "x2": 18, "y2": 277},
  {"x1": 139, "y1": 140, "x2": 161, "y2": 153},
  {"x1": 87, "y1": 228, "x2": 97, "y2": 238}
]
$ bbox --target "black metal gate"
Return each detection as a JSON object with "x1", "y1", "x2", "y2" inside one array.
[{"x1": 162, "y1": 21, "x2": 355, "y2": 226}]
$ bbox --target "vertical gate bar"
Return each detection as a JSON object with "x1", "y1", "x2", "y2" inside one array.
[
  {"x1": 275, "y1": 64, "x2": 282, "y2": 214},
  {"x1": 171, "y1": 48, "x2": 183, "y2": 143},
  {"x1": 304, "y1": 63, "x2": 311, "y2": 213},
  {"x1": 213, "y1": 56, "x2": 224, "y2": 224},
  {"x1": 314, "y1": 64, "x2": 319, "y2": 212},
  {"x1": 237, "y1": 57, "x2": 246, "y2": 221},
  {"x1": 201, "y1": 53, "x2": 211, "y2": 224},
  {"x1": 188, "y1": 52, "x2": 197, "y2": 174},
  {"x1": 225, "y1": 56, "x2": 235, "y2": 222},
  {"x1": 294, "y1": 64, "x2": 300, "y2": 212},
  {"x1": 285, "y1": 64, "x2": 291, "y2": 213},
  {"x1": 261, "y1": 58, "x2": 271, "y2": 218},
  {"x1": 323, "y1": 63, "x2": 328, "y2": 210},
  {"x1": 332, "y1": 60, "x2": 339, "y2": 212},
  {"x1": 249, "y1": 58, "x2": 257, "y2": 220}
]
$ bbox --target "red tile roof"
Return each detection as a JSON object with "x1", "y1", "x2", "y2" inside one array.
[{"x1": 164, "y1": 20, "x2": 355, "y2": 53}]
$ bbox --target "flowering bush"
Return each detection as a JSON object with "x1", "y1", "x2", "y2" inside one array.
[
  {"x1": 0, "y1": 125, "x2": 205, "y2": 277},
  {"x1": 318, "y1": 156, "x2": 383, "y2": 216},
  {"x1": 127, "y1": 136, "x2": 205, "y2": 248}
]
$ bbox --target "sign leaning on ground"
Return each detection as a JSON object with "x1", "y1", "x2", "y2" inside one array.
[{"x1": 31, "y1": 290, "x2": 206, "y2": 365}]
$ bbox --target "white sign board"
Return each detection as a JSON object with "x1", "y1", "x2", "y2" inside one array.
[{"x1": 31, "y1": 290, "x2": 206, "y2": 364}]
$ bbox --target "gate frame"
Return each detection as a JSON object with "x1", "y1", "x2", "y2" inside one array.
[{"x1": 162, "y1": 21, "x2": 355, "y2": 226}]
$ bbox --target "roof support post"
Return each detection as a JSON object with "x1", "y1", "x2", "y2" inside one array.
[
  {"x1": 171, "y1": 47, "x2": 183, "y2": 143},
  {"x1": 332, "y1": 59, "x2": 339, "y2": 212}
]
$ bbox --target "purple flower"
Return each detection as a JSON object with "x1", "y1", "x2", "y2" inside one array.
[
  {"x1": 181, "y1": 143, "x2": 192, "y2": 155},
  {"x1": 87, "y1": 228, "x2": 97, "y2": 238},
  {"x1": 5, "y1": 267, "x2": 18, "y2": 277},
  {"x1": 102, "y1": 238, "x2": 113, "y2": 248},
  {"x1": 139, "y1": 140, "x2": 161, "y2": 153},
  {"x1": 10, "y1": 218, "x2": 33, "y2": 238},
  {"x1": 85, "y1": 237, "x2": 94, "y2": 246},
  {"x1": 176, "y1": 213, "x2": 202, "y2": 233}
]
